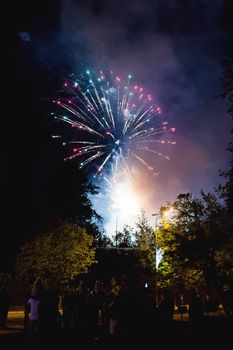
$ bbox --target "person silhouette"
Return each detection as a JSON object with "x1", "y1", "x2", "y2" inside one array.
[
  {"x1": 188, "y1": 289, "x2": 203, "y2": 338},
  {"x1": 31, "y1": 277, "x2": 46, "y2": 299},
  {"x1": 0, "y1": 286, "x2": 10, "y2": 328},
  {"x1": 157, "y1": 289, "x2": 174, "y2": 339},
  {"x1": 158, "y1": 289, "x2": 174, "y2": 322}
]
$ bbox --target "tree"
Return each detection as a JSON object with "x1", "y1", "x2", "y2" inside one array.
[
  {"x1": 216, "y1": 57, "x2": 233, "y2": 291},
  {"x1": 0, "y1": 273, "x2": 11, "y2": 288},
  {"x1": 39, "y1": 162, "x2": 103, "y2": 240},
  {"x1": 158, "y1": 255, "x2": 205, "y2": 293},
  {"x1": 113, "y1": 225, "x2": 135, "y2": 248},
  {"x1": 92, "y1": 226, "x2": 137, "y2": 282},
  {"x1": 155, "y1": 59, "x2": 233, "y2": 295},
  {"x1": 134, "y1": 210, "x2": 156, "y2": 279},
  {"x1": 157, "y1": 192, "x2": 233, "y2": 295},
  {"x1": 15, "y1": 222, "x2": 96, "y2": 289},
  {"x1": 219, "y1": 57, "x2": 233, "y2": 215}
]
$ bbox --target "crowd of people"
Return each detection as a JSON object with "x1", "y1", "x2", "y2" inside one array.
[
  {"x1": 1, "y1": 275, "x2": 232, "y2": 346},
  {"x1": 22, "y1": 274, "x2": 177, "y2": 345}
]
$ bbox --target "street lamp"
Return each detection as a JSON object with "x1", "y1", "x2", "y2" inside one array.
[
  {"x1": 163, "y1": 206, "x2": 174, "y2": 218},
  {"x1": 152, "y1": 213, "x2": 158, "y2": 307},
  {"x1": 152, "y1": 206, "x2": 174, "y2": 307}
]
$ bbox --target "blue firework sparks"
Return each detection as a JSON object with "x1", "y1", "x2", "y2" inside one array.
[{"x1": 51, "y1": 70, "x2": 176, "y2": 178}]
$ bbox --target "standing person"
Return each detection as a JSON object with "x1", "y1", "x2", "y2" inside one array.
[
  {"x1": 157, "y1": 289, "x2": 175, "y2": 339},
  {"x1": 86, "y1": 279, "x2": 106, "y2": 340},
  {"x1": 31, "y1": 277, "x2": 46, "y2": 299},
  {"x1": 222, "y1": 288, "x2": 233, "y2": 317},
  {"x1": 0, "y1": 286, "x2": 10, "y2": 328},
  {"x1": 75, "y1": 279, "x2": 89, "y2": 330},
  {"x1": 25, "y1": 294, "x2": 43, "y2": 343},
  {"x1": 188, "y1": 289, "x2": 203, "y2": 338},
  {"x1": 25, "y1": 278, "x2": 46, "y2": 343},
  {"x1": 158, "y1": 289, "x2": 175, "y2": 322},
  {"x1": 61, "y1": 287, "x2": 74, "y2": 330},
  {"x1": 108, "y1": 273, "x2": 144, "y2": 345}
]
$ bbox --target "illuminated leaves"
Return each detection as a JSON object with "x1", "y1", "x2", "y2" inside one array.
[{"x1": 15, "y1": 222, "x2": 96, "y2": 288}]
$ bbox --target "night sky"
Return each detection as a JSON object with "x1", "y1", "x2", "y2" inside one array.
[{"x1": 1, "y1": 0, "x2": 233, "y2": 271}]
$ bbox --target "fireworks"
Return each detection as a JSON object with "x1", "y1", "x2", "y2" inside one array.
[
  {"x1": 51, "y1": 69, "x2": 176, "y2": 179},
  {"x1": 51, "y1": 69, "x2": 176, "y2": 234}
]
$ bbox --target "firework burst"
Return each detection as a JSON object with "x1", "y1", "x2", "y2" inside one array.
[{"x1": 51, "y1": 69, "x2": 176, "y2": 179}]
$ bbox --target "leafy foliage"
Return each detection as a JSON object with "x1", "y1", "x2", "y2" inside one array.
[
  {"x1": 134, "y1": 210, "x2": 156, "y2": 275},
  {"x1": 15, "y1": 222, "x2": 96, "y2": 289},
  {"x1": 158, "y1": 255, "x2": 205, "y2": 291},
  {"x1": 113, "y1": 225, "x2": 135, "y2": 248},
  {"x1": 42, "y1": 162, "x2": 103, "y2": 240},
  {"x1": 156, "y1": 60, "x2": 233, "y2": 294},
  {"x1": 0, "y1": 272, "x2": 11, "y2": 288},
  {"x1": 157, "y1": 192, "x2": 233, "y2": 293},
  {"x1": 219, "y1": 57, "x2": 233, "y2": 215}
]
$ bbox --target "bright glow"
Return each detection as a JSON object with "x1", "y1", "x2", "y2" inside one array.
[
  {"x1": 111, "y1": 180, "x2": 140, "y2": 216},
  {"x1": 107, "y1": 175, "x2": 141, "y2": 236},
  {"x1": 52, "y1": 69, "x2": 176, "y2": 235},
  {"x1": 163, "y1": 206, "x2": 174, "y2": 218},
  {"x1": 156, "y1": 249, "x2": 163, "y2": 268},
  {"x1": 92, "y1": 169, "x2": 146, "y2": 237}
]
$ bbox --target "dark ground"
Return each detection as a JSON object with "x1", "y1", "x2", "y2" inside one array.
[{"x1": 0, "y1": 316, "x2": 232, "y2": 349}]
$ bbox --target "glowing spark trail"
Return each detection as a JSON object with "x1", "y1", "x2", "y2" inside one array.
[{"x1": 52, "y1": 70, "x2": 176, "y2": 179}]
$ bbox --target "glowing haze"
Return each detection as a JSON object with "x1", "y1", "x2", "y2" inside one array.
[
  {"x1": 103, "y1": 171, "x2": 142, "y2": 236},
  {"x1": 52, "y1": 69, "x2": 176, "y2": 234},
  {"x1": 2, "y1": 0, "x2": 232, "y2": 271},
  {"x1": 58, "y1": 0, "x2": 232, "y2": 234}
]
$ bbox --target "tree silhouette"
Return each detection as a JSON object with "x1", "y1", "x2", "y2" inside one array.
[{"x1": 15, "y1": 222, "x2": 96, "y2": 289}]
